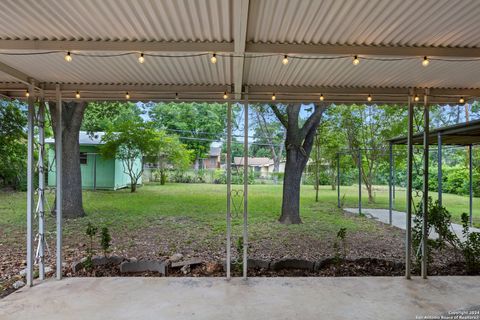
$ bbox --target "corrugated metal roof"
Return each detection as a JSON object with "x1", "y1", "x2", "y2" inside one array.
[
  {"x1": 247, "y1": 0, "x2": 480, "y2": 47},
  {"x1": 246, "y1": 54, "x2": 480, "y2": 89},
  {"x1": 0, "y1": 72, "x2": 17, "y2": 82},
  {"x1": 0, "y1": 0, "x2": 232, "y2": 42},
  {"x1": 0, "y1": 51, "x2": 231, "y2": 85},
  {"x1": 1, "y1": 0, "x2": 480, "y2": 98}
]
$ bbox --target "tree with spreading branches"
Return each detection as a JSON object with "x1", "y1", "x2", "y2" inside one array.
[{"x1": 270, "y1": 103, "x2": 326, "y2": 224}]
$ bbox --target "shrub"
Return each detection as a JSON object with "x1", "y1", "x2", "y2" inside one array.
[
  {"x1": 100, "y1": 227, "x2": 111, "y2": 257},
  {"x1": 459, "y1": 213, "x2": 480, "y2": 273}
]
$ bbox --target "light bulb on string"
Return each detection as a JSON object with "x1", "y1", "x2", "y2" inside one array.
[
  {"x1": 271, "y1": 93, "x2": 276, "y2": 101},
  {"x1": 459, "y1": 97, "x2": 465, "y2": 104},
  {"x1": 319, "y1": 94, "x2": 324, "y2": 101},
  {"x1": 422, "y1": 56, "x2": 430, "y2": 67},
  {"x1": 138, "y1": 53, "x2": 145, "y2": 64},
  {"x1": 65, "y1": 51, "x2": 72, "y2": 62},
  {"x1": 223, "y1": 91, "x2": 228, "y2": 100},
  {"x1": 282, "y1": 55, "x2": 289, "y2": 65},
  {"x1": 353, "y1": 55, "x2": 360, "y2": 65},
  {"x1": 414, "y1": 95, "x2": 420, "y2": 102},
  {"x1": 175, "y1": 93, "x2": 179, "y2": 100},
  {"x1": 75, "y1": 91, "x2": 80, "y2": 99},
  {"x1": 126, "y1": 92, "x2": 130, "y2": 100},
  {"x1": 25, "y1": 90, "x2": 30, "y2": 98},
  {"x1": 210, "y1": 53, "x2": 217, "y2": 64},
  {"x1": 367, "y1": 94, "x2": 372, "y2": 102}
]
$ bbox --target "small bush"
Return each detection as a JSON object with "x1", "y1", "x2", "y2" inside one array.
[{"x1": 100, "y1": 227, "x2": 111, "y2": 257}]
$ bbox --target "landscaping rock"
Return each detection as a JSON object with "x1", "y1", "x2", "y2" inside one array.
[
  {"x1": 171, "y1": 259, "x2": 203, "y2": 269},
  {"x1": 12, "y1": 280, "x2": 25, "y2": 289},
  {"x1": 314, "y1": 258, "x2": 336, "y2": 271},
  {"x1": 108, "y1": 255, "x2": 124, "y2": 265},
  {"x1": 247, "y1": 258, "x2": 270, "y2": 270},
  {"x1": 44, "y1": 266, "x2": 53, "y2": 274},
  {"x1": 92, "y1": 256, "x2": 109, "y2": 266},
  {"x1": 19, "y1": 268, "x2": 27, "y2": 277},
  {"x1": 271, "y1": 258, "x2": 315, "y2": 271},
  {"x1": 169, "y1": 253, "x2": 183, "y2": 262},
  {"x1": 180, "y1": 264, "x2": 190, "y2": 275},
  {"x1": 72, "y1": 261, "x2": 84, "y2": 273},
  {"x1": 119, "y1": 260, "x2": 166, "y2": 274}
]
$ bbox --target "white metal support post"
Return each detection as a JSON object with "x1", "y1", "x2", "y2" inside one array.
[
  {"x1": 226, "y1": 101, "x2": 232, "y2": 280},
  {"x1": 55, "y1": 85, "x2": 63, "y2": 280},
  {"x1": 388, "y1": 142, "x2": 393, "y2": 225},
  {"x1": 421, "y1": 90, "x2": 430, "y2": 279},
  {"x1": 437, "y1": 132, "x2": 443, "y2": 208},
  {"x1": 26, "y1": 82, "x2": 35, "y2": 287},
  {"x1": 469, "y1": 145, "x2": 473, "y2": 226},
  {"x1": 243, "y1": 92, "x2": 249, "y2": 279},
  {"x1": 37, "y1": 97, "x2": 46, "y2": 280},
  {"x1": 405, "y1": 94, "x2": 413, "y2": 279}
]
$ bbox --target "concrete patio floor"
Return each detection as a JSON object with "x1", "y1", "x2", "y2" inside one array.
[{"x1": 1, "y1": 277, "x2": 479, "y2": 320}]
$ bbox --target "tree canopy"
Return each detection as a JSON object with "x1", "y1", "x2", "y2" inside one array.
[
  {"x1": 0, "y1": 100, "x2": 27, "y2": 189},
  {"x1": 148, "y1": 102, "x2": 227, "y2": 168},
  {"x1": 82, "y1": 102, "x2": 143, "y2": 133}
]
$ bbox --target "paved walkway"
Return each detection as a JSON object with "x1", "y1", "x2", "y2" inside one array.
[
  {"x1": 344, "y1": 208, "x2": 480, "y2": 241},
  {"x1": 1, "y1": 277, "x2": 479, "y2": 319}
]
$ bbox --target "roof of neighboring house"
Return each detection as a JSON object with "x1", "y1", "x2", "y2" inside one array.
[
  {"x1": 233, "y1": 157, "x2": 273, "y2": 167},
  {"x1": 45, "y1": 131, "x2": 105, "y2": 145},
  {"x1": 209, "y1": 146, "x2": 221, "y2": 157}
]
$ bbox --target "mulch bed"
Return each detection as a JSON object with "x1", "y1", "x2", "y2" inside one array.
[{"x1": 1, "y1": 214, "x2": 478, "y2": 299}]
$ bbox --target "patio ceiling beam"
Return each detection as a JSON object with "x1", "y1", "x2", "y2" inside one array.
[
  {"x1": 232, "y1": 0, "x2": 250, "y2": 99},
  {"x1": 4, "y1": 39, "x2": 480, "y2": 59},
  {"x1": 2, "y1": 83, "x2": 480, "y2": 98},
  {"x1": 0, "y1": 39, "x2": 234, "y2": 53},
  {"x1": 245, "y1": 43, "x2": 480, "y2": 58},
  {"x1": 0, "y1": 60, "x2": 40, "y2": 88}
]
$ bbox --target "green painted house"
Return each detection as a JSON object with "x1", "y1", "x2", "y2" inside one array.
[{"x1": 46, "y1": 132, "x2": 142, "y2": 190}]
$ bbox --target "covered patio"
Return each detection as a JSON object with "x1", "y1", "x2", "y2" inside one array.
[
  {"x1": 2, "y1": 277, "x2": 480, "y2": 319},
  {"x1": 1, "y1": 0, "x2": 480, "y2": 317}
]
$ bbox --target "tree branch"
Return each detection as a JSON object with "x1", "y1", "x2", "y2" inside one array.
[
  {"x1": 270, "y1": 104, "x2": 288, "y2": 128},
  {"x1": 300, "y1": 104, "x2": 327, "y2": 139}
]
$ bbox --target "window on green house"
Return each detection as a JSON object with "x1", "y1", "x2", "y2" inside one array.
[{"x1": 80, "y1": 152, "x2": 87, "y2": 165}]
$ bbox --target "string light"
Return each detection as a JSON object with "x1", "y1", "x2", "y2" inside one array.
[
  {"x1": 175, "y1": 93, "x2": 179, "y2": 100},
  {"x1": 282, "y1": 55, "x2": 289, "y2": 65},
  {"x1": 319, "y1": 94, "x2": 324, "y2": 101},
  {"x1": 64, "y1": 51, "x2": 72, "y2": 62},
  {"x1": 353, "y1": 55, "x2": 360, "y2": 65},
  {"x1": 414, "y1": 95, "x2": 420, "y2": 102},
  {"x1": 459, "y1": 97, "x2": 465, "y2": 104},
  {"x1": 367, "y1": 94, "x2": 372, "y2": 102},
  {"x1": 422, "y1": 56, "x2": 430, "y2": 67},
  {"x1": 223, "y1": 91, "x2": 228, "y2": 99},
  {"x1": 138, "y1": 53, "x2": 145, "y2": 64},
  {"x1": 125, "y1": 92, "x2": 130, "y2": 100},
  {"x1": 210, "y1": 53, "x2": 217, "y2": 64},
  {"x1": 271, "y1": 93, "x2": 276, "y2": 101},
  {"x1": 75, "y1": 91, "x2": 80, "y2": 99},
  {"x1": 25, "y1": 90, "x2": 29, "y2": 98}
]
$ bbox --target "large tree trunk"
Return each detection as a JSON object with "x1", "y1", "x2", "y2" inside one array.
[
  {"x1": 49, "y1": 101, "x2": 87, "y2": 219},
  {"x1": 271, "y1": 104, "x2": 326, "y2": 224},
  {"x1": 279, "y1": 148, "x2": 308, "y2": 223}
]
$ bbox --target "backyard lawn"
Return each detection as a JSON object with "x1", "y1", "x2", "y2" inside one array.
[{"x1": 0, "y1": 183, "x2": 477, "y2": 286}]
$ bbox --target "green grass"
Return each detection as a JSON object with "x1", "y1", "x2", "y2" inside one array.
[
  {"x1": 0, "y1": 183, "x2": 477, "y2": 242},
  {"x1": 0, "y1": 184, "x2": 370, "y2": 243},
  {"x1": 334, "y1": 184, "x2": 479, "y2": 227}
]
